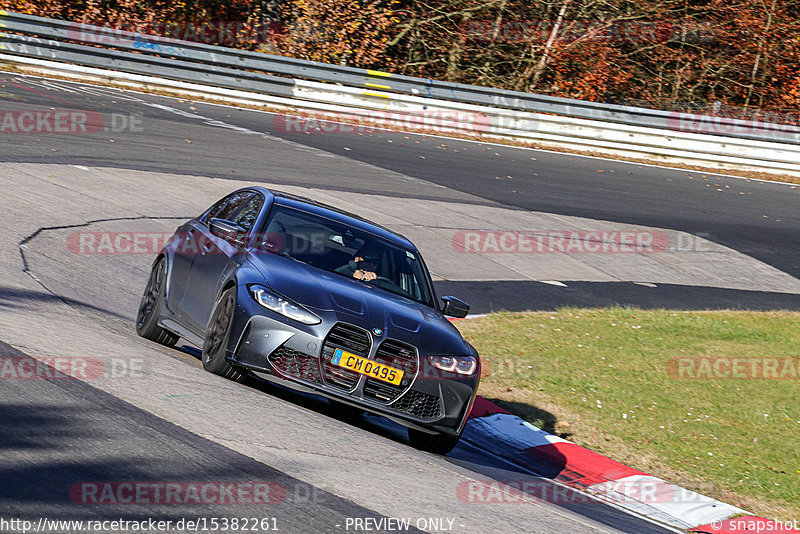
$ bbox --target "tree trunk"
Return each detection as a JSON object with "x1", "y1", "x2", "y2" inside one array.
[
  {"x1": 529, "y1": 0, "x2": 571, "y2": 91},
  {"x1": 745, "y1": 0, "x2": 778, "y2": 108}
]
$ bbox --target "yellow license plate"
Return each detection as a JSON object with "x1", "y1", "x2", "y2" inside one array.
[{"x1": 331, "y1": 348, "x2": 404, "y2": 385}]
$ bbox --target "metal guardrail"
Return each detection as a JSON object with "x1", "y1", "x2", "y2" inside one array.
[
  {"x1": 0, "y1": 32, "x2": 295, "y2": 98},
  {"x1": 1, "y1": 10, "x2": 798, "y2": 146}
]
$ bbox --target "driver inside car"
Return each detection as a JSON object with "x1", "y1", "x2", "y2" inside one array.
[{"x1": 336, "y1": 244, "x2": 381, "y2": 281}]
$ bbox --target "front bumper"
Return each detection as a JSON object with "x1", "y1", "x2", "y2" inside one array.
[{"x1": 228, "y1": 311, "x2": 478, "y2": 436}]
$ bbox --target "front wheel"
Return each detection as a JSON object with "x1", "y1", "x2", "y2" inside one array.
[
  {"x1": 202, "y1": 286, "x2": 244, "y2": 382},
  {"x1": 408, "y1": 428, "x2": 461, "y2": 455},
  {"x1": 136, "y1": 257, "x2": 179, "y2": 347}
]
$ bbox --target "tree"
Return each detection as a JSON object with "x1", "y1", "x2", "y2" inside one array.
[
  {"x1": 4, "y1": 0, "x2": 799, "y2": 113},
  {"x1": 276, "y1": 0, "x2": 399, "y2": 68}
]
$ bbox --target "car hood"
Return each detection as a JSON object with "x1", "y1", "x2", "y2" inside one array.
[{"x1": 247, "y1": 253, "x2": 471, "y2": 355}]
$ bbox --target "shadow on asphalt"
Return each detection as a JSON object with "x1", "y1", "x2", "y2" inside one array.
[
  {"x1": 0, "y1": 334, "x2": 673, "y2": 532},
  {"x1": 479, "y1": 397, "x2": 572, "y2": 440},
  {"x1": 0, "y1": 340, "x2": 411, "y2": 527},
  {"x1": 179, "y1": 344, "x2": 414, "y2": 446},
  {"x1": 208, "y1": 372, "x2": 663, "y2": 531},
  {"x1": 179, "y1": 345, "x2": 580, "y2": 515},
  {"x1": 0, "y1": 285, "x2": 132, "y2": 321}
]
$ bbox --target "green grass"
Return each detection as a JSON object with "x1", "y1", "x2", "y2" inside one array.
[{"x1": 456, "y1": 308, "x2": 800, "y2": 518}]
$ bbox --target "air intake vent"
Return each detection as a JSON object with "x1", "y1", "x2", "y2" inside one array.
[
  {"x1": 363, "y1": 339, "x2": 417, "y2": 402},
  {"x1": 268, "y1": 345, "x2": 321, "y2": 383},
  {"x1": 321, "y1": 323, "x2": 370, "y2": 390},
  {"x1": 393, "y1": 390, "x2": 443, "y2": 420}
]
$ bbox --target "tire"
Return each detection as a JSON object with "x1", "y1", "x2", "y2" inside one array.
[
  {"x1": 407, "y1": 428, "x2": 461, "y2": 455},
  {"x1": 136, "y1": 257, "x2": 179, "y2": 347},
  {"x1": 202, "y1": 286, "x2": 244, "y2": 382}
]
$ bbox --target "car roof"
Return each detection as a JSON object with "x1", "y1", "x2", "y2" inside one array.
[{"x1": 246, "y1": 187, "x2": 417, "y2": 250}]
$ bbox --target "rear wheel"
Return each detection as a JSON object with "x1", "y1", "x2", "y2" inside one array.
[
  {"x1": 136, "y1": 257, "x2": 179, "y2": 347},
  {"x1": 202, "y1": 286, "x2": 244, "y2": 382},
  {"x1": 407, "y1": 428, "x2": 461, "y2": 455}
]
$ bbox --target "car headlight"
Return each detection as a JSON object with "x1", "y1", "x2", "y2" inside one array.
[
  {"x1": 428, "y1": 355, "x2": 477, "y2": 376},
  {"x1": 250, "y1": 285, "x2": 321, "y2": 325}
]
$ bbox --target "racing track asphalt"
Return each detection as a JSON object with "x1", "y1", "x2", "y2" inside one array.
[
  {"x1": 0, "y1": 338, "x2": 402, "y2": 531},
  {"x1": 1, "y1": 73, "x2": 798, "y2": 312},
  {"x1": 0, "y1": 74, "x2": 689, "y2": 533}
]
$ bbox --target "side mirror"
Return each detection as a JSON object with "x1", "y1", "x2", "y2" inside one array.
[
  {"x1": 441, "y1": 296, "x2": 470, "y2": 318},
  {"x1": 209, "y1": 218, "x2": 246, "y2": 246}
]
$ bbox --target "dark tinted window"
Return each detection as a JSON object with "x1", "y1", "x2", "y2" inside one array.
[
  {"x1": 215, "y1": 192, "x2": 253, "y2": 221},
  {"x1": 257, "y1": 206, "x2": 434, "y2": 307},
  {"x1": 201, "y1": 191, "x2": 253, "y2": 223},
  {"x1": 233, "y1": 194, "x2": 264, "y2": 232}
]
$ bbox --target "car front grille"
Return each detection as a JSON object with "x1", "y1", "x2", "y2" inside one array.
[
  {"x1": 268, "y1": 345, "x2": 321, "y2": 383},
  {"x1": 321, "y1": 323, "x2": 370, "y2": 391},
  {"x1": 363, "y1": 339, "x2": 418, "y2": 403},
  {"x1": 393, "y1": 390, "x2": 443, "y2": 420}
]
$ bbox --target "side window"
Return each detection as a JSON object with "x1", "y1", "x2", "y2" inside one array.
[
  {"x1": 201, "y1": 191, "x2": 253, "y2": 224},
  {"x1": 215, "y1": 192, "x2": 254, "y2": 221},
  {"x1": 200, "y1": 195, "x2": 230, "y2": 223},
  {"x1": 233, "y1": 195, "x2": 264, "y2": 232}
]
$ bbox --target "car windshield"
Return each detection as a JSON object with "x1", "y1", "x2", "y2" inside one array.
[{"x1": 255, "y1": 205, "x2": 435, "y2": 307}]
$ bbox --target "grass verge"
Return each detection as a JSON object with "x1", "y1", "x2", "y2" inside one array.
[{"x1": 456, "y1": 308, "x2": 800, "y2": 518}]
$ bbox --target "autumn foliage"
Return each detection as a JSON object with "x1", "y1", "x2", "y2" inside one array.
[
  {"x1": 2, "y1": 0, "x2": 799, "y2": 115},
  {"x1": 3, "y1": 0, "x2": 262, "y2": 25},
  {"x1": 388, "y1": 0, "x2": 800, "y2": 116},
  {"x1": 275, "y1": 0, "x2": 398, "y2": 67}
]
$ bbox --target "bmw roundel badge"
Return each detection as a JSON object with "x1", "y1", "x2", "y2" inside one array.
[{"x1": 372, "y1": 328, "x2": 383, "y2": 336}]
